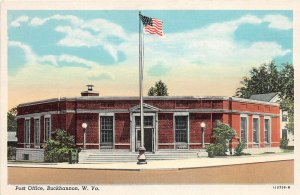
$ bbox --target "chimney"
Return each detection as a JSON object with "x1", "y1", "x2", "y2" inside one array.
[{"x1": 81, "y1": 85, "x2": 99, "y2": 96}]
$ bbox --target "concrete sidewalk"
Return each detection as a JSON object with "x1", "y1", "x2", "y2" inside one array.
[{"x1": 8, "y1": 153, "x2": 293, "y2": 171}]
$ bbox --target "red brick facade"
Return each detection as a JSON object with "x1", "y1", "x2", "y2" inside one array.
[{"x1": 17, "y1": 96, "x2": 281, "y2": 151}]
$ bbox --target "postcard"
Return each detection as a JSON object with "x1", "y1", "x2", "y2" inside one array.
[{"x1": 0, "y1": 0, "x2": 298, "y2": 194}]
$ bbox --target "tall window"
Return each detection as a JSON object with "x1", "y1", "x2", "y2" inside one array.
[
  {"x1": 253, "y1": 118, "x2": 259, "y2": 147},
  {"x1": 175, "y1": 116, "x2": 188, "y2": 143},
  {"x1": 34, "y1": 118, "x2": 40, "y2": 147},
  {"x1": 24, "y1": 119, "x2": 30, "y2": 146},
  {"x1": 45, "y1": 117, "x2": 51, "y2": 140},
  {"x1": 240, "y1": 116, "x2": 247, "y2": 142},
  {"x1": 100, "y1": 116, "x2": 113, "y2": 146},
  {"x1": 264, "y1": 118, "x2": 271, "y2": 146}
]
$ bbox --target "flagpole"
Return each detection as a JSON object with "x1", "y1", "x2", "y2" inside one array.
[{"x1": 137, "y1": 11, "x2": 147, "y2": 164}]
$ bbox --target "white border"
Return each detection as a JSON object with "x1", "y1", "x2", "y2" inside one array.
[{"x1": 1, "y1": 1, "x2": 299, "y2": 195}]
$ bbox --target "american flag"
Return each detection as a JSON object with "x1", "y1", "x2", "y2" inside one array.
[{"x1": 140, "y1": 14, "x2": 163, "y2": 36}]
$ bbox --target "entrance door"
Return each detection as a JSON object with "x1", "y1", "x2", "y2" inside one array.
[{"x1": 144, "y1": 128, "x2": 153, "y2": 152}]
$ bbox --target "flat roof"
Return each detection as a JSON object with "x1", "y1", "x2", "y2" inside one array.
[{"x1": 18, "y1": 96, "x2": 280, "y2": 107}]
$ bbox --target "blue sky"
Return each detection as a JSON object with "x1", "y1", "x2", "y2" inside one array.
[{"x1": 7, "y1": 10, "x2": 293, "y2": 108}]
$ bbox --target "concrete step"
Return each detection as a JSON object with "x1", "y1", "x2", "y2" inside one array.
[{"x1": 78, "y1": 150, "x2": 203, "y2": 163}]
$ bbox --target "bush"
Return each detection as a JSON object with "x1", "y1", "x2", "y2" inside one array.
[
  {"x1": 234, "y1": 141, "x2": 246, "y2": 156},
  {"x1": 280, "y1": 139, "x2": 289, "y2": 149},
  {"x1": 206, "y1": 121, "x2": 236, "y2": 157},
  {"x1": 206, "y1": 143, "x2": 228, "y2": 157},
  {"x1": 7, "y1": 146, "x2": 16, "y2": 160},
  {"x1": 44, "y1": 129, "x2": 75, "y2": 162}
]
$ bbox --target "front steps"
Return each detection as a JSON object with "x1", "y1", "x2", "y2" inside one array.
[{"x1": 79, "y1": 150, "x2": 205, "y2": 163}]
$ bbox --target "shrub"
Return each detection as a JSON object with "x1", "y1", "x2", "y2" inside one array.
[
  {"x1": 7, "y1": 146, "x2": 16, "y2": 160},
  {"x1": 234, "y1": 141, "x2": 246, "y2": 156},
  {"x1": 44, "y1": 129, "x2": 75, "y2": 162},
  {"x1": 206, "y1": 121, "x2": 236, "y2": 157},
  {"x1": 280, "y1": 139, "x2": 289, "y2": 149}
]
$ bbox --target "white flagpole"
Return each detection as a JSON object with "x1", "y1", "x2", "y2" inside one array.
[{"x1": 137, "y1": 11, "x2": 147, "y2": 164}]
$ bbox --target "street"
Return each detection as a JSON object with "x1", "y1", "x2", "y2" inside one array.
[{"x1": 8, "y1": 160, "x2": 293, "y2": 184}]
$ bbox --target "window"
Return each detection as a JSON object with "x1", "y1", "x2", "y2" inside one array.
[
  {"x1": 100, "y1": 116, "x2": 113, "y2": 144},
  {"x1": 282, "y1": 129, "x2": 288, "y2": 140},
  {"x1": 264, "y1": 118, "x2": 271, "y2": 147},
  {"x1": 45, "y1": 117, "x2": 51, "y2": 140},
  {"x1": 282, "y1": 111, "x2": 288, "y2": 122},
  {"x1": 24, "y1": 119, "x2": 30, "y2": 146},
  {"x1": 240, "y1": 116, "x2": 247, "y2": 142},
  {"x1": 135, "y1": 116, "x2": 153, "y2": 127},
  {"x1": 253, "y1": 118, "x2": 259, "y2": 147},
  {"x1": 175, "y1": 116, "x2": 188, "y2": 143},
  {"x1": 34, "y1": 118, "x2": 40, "y2": 147}
]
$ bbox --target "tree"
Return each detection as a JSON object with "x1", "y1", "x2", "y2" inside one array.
[
  {"x1": 44, "y1": 129, "x2": 75, "y2": 162},
  {"x1": 206, "y1": 122, "x2": 236, "y2": 157},
  {"x1": 7, "y1": 107, "x2": 17, "y2": 132},
  {"x1": 235, "y1": 61, "x2": 281, "y2": 98},
  {"x1": 148, "y1": 80, "x2": 169, "y2": 96},
  {"x1": 235, "y1": 61, "x2": 294, "y2": 133}
]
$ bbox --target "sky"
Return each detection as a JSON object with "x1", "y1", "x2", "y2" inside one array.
[{"x1": 7, "y1": 10, "x2": 293, "y2": 109}]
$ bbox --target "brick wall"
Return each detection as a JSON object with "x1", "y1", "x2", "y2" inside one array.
[
  {"x1": 158, "y1": 113, "x2": 174, "y2": 149},
  {"x1": 115, "y1": 113, "x2": 130, "y2": 145}
]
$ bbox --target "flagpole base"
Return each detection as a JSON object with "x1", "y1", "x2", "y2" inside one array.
[{"x1": 137, "y1": 146, "x2": 147, "y2": 164}]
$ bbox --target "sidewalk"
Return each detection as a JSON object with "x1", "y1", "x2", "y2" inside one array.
[{"x1": 8, "y1": 153, "x2": 293, "y2": 171}]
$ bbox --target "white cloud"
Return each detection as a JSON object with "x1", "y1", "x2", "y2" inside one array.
[
  {"x1": 11, "y1": 16, "x2": 29, "y2": 27},
  {"x1": 263, "y1": 15, "x2": 292, "y2": 30},
  {"x1": 8, "y1": 14, "x2": 292, "y2": 108}
]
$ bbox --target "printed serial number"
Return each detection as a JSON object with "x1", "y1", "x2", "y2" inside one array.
[{"x1": 273, "y1": 185, "x2": 291, "y2": 190}]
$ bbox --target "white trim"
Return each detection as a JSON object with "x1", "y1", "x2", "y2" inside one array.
[
  {"x1": 99, "y1": 113, "x2": 115, "y2": 150},
  {"x1": 132, "y1": 112, "x2": 156, "y2": 152},
  {"x1": 17, "y1": 111, "x2": 59, "y2": 119},
  {"x1": 44, "y1": 115, "x2": 51, "y2": 142},
  {"x1": 252, "y1": 115, "x2": 260, "y2": 147},
  {"x1": 264, "y1": 116, "x2": 272, "y2": 147},
  {"x1": 34, "y1": 117, "x2": 41, "y2": 148},
  {"x1": 240, "y1": 114, "x2": 248, "y2": 143}
]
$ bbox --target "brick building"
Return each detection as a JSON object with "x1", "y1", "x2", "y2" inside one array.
[{"x1": 16, "y1": 88, "x2": 281, "y2": 161}]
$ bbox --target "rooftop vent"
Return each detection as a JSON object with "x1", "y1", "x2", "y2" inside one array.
[{"x1": 81, "y1": 85, "x2": 99, "y2": 96}]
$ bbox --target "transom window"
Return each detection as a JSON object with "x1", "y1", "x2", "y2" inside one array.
[
  {"x1": 24, "y1": 119, "x2": 30, "y2": 146},
  {"x1": 253, "y1": 118, "x2": 259, "y2": 147},
  {"x1": 100, "y1": 116, "x2": 113, "y2": 144},
  {"x1": 240, "y1": 116, "x2": 247, "y2": 142},
  {"x1": 45, "y1": 117, "x2": 51, "y2": 140},
  {"x1": 135, "y1": 116, "x2": 153, "y2": 127},
  {"x1": 34, "y1": 118, "x2": 40, "y2": 147},
  {"x1": 175, "y1": 116, "x2": 188, "y2": 143}
]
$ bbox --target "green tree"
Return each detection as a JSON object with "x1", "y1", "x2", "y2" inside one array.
[
  {"x1": 7, "y1": 107, "x2": 17, "y2": 132},
  {"x1": 148, "y1": 80, "x2": 169, "y2": 96},
  {"x1": 235, "y1": 61, "x2": 294, "y2": 134},
  {"x1": 206, "y1": 122, "x2": 236, "y2": 157},
  {"x1": 235, "y1": 61, "x2": 281, "y2": 98},
  {"x1": 44, "y1": 129, "x2": 75, "y2": 162}
]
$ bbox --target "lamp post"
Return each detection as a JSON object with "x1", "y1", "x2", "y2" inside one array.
[
  {"x1": 201, "y1": 122, "x2": 206, "y2": 149},
  {"x1": 82, "y1": 123, "x2": 87, "y2": 150}
]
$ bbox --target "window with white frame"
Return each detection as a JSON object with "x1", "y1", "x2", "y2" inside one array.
[
  {"x1": 240, "y1": 116, "x2": 247, "y2": 142},
  {"x1": 253, "y1": 117, "x2": 259, "y2": 147},
  {"x1": 34, "y1": 118, "x2": 40, "y2": 147},
  {"x1": 45, "y1": 117, "x2": 51, "y2": 140},
  {"x1": 24, "y1": 119, "x2": 30, "y2": 146},
  {"x1": 282, "y1": 111, "x2": 288, "y2": 122},
  {"x1": 264, "y1": 118, "x2": 271, "y2": 146},
  {"x1": 175, "y1": 116, "x2": 188, "y2": 143},
  {"x1": 100, "y1": 116, "x2": 113, "y2": 146}
]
